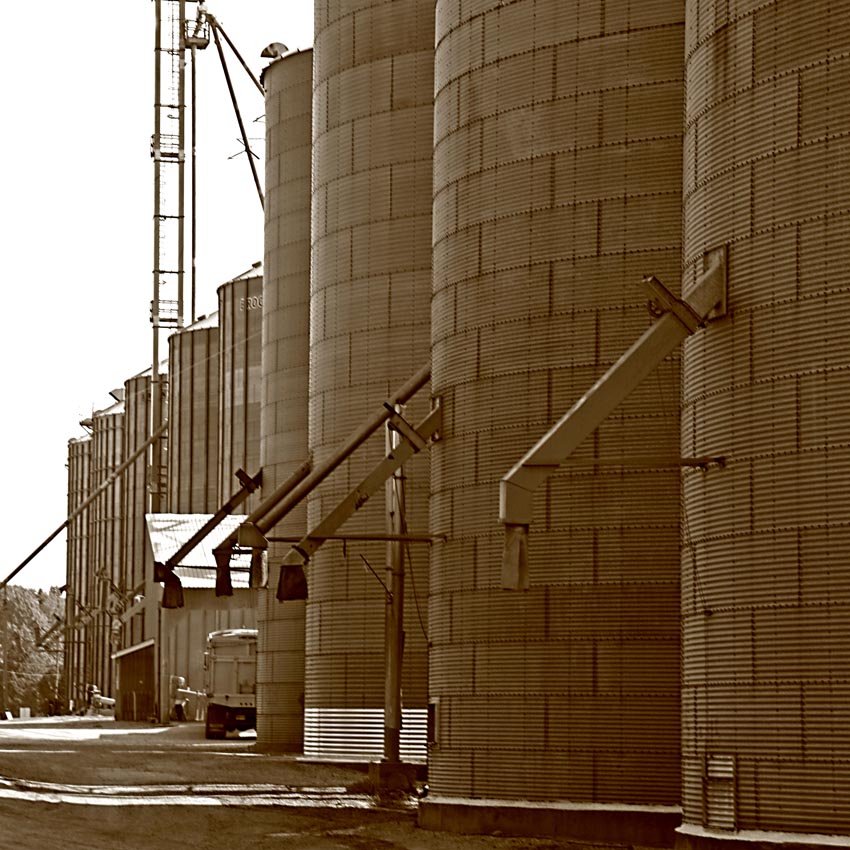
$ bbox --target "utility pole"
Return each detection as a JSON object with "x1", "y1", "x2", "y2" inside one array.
[{"x1": 383, "y1": 406, "x2": 406, "y2": 764}]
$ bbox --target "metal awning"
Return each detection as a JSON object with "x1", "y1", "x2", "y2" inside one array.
[{"x1": 145, "y1": 513, "x2": 252, "y2": 589}]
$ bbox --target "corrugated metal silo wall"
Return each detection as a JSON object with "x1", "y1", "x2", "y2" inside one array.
[
  {"x1": 681, "y1": 0, "x2": 850, "y2": 838},
  {"x1": 218, "y1": 275, "x2": 263, "y2": 510},
  {"x1": 66, "y1": 436, "x2": 91, "y2": 709},
  {"x1": 122, "y1": 373, "x2": 160, "y2": 650},
  {"x1": 168, "y1": 327, "x2": 220, "y2": 513},
  {"x1": 429, "y1": 1, "x2": 684, "y2": 805},
  {"x1": 90, "y1": 404, "x2": 125, "y2": 696},
  {"x1": 309, "y1": 0, "x2": 434, "y2": 759},
  {"x1": 256, "y1": 50, "x2": 312, "y2": 752}
]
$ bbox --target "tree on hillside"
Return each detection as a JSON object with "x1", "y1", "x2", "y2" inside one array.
[{"x1": 0, "y1": 585, "x2": 65, "y2": 715}]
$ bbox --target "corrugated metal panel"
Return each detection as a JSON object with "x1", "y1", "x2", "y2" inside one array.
[
  {"x1": 168, "y1": 322, "x2": 219, "y2": 513},
  {"x1": 161, "y1": 606, "x2": 256, "y2": 723},
  {"x1": 256, "y1": 50, "x2": 313, "y2": 753},
  {"x1": 115, "y1": 642, "x2": 155, "y2": 722},
  {"x1": 144, "y1": 513, "x2": 251, "y2": 575},
  {"x1": 303, "y1": 708, "x2": 427, "y2": 763},
  {"x1": 66, "y1": 436, "x2": 91, "y2": 709},
  {"x1": 122, "y1": 373, "x2": 156, "y2": 652},
  {"x1": 682, "y1": 0, "x2": 850, "y2": 838},
  {"x1": 307, "y1": 1, "x2": 433, "y2": 761},
  {"x1": 90, "y1": 401, "x2": 125, "y2": 696},
  {"x1": 217, "y1": 273, "x2": 262, "y2": 513},
  {"x1": 429, "y1": 0, "x2": 684, "y2": 809}
]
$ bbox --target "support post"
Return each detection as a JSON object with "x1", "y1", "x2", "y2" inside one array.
[{"x1": 384, "y1": 406, "x2": 406, "y2": 764}]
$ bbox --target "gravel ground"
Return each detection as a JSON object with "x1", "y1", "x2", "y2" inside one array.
[{"x1": 0, "y1": 717, "x2": 637, "y2": 850}]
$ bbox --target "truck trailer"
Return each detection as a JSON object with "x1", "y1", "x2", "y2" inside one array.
[{"x1": 203, "y1": 628, "x2": 257, "y2": 739}]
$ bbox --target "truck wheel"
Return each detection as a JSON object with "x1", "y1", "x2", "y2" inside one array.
[{"x1": 205, "y1": 704, "x2": 225, "y2": 739}]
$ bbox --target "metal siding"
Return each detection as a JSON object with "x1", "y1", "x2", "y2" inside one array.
[
  {"x1": 168, "y1": 324, "x2": 220, "y2": 513},
  {"x1": 308, "y1": 1, "x2": 433, "y2": 761},
  {"x1": 217, "y1": 274, "x2": 263, "y2": 512},
  {"x1": 66, "y1": 437, "x2": 91, "y2": 709},
  {"x1": 682, "y1": 0, "x2": 850, "y2": 838},
  {"x1": 303, "y1": 708, "x2": 427, "y2": 763},
  {"x1": 256, "y1": 50, "x2": 313, "y2": 752},
  {"x1": 430, "y1": 0, "x2": 684, "y2": 807},
  {"x1": 116, "y1": 643, "x2": 155, "y2": 722},
  {"x1": 121, "y1": 374, "x2": 156, "y2": 659},
  {"x1": 90, "y1": 403, "x2": 125, "y2": 696}
]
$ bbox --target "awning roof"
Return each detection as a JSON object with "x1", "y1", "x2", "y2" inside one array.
[{"x1": 145, "y1": 513, "x2": 252, "y2": 589}]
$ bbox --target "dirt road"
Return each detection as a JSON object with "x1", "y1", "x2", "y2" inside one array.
[{"x1": 0, "y1": 718, "x2": 584, "y2": 850}]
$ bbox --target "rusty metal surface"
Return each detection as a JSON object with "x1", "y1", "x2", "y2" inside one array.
[
  {"x1": 429, "y1": 0, "x2": 684, "y2": 805},
  {"x1": 681, "y1": 0, "x2": 850, "y2": 837},
  {"x1": 308, "y1": 1, "x2": 434, "y2": 761}
]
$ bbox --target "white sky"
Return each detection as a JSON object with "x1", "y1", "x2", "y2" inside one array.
[{"x1": 0, "y1": 1, "x2": 314, "y2": 590}]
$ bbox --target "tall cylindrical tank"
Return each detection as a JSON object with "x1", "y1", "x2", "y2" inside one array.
[
  {"x1": 308, "y1": 1, "x2": 434, "y2": 759},
  {"x1": 680, "y1": 1, "x2": 850, "y2": 843},
  {"x1": 122, "y1": 371, "x2": 155, "y2": 651},
  {"x1": 424, "y1": 0, "x2": 685, "y2": 840},
  {"x1": 218, "y1": 271, "x2": 263, "y2": 510},
  {"x1": 66, "y1": 435, "x2": 91, "y2": 710},
  {"x1": 90, "y1": 398, "x2": 125, "y2": 696},
  {"x1": 168, "y1": 315, "x2": 220, "y2": 514},
  {"x1": 256, "y1": 49, "x2": 312, "y2": 752}
]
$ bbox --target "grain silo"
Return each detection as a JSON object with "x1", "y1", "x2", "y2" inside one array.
[
  {"x1": 89, "y1": 397, "x2": 125, "y2": 697},
  {"x1": 307, "y1": 1, "x2": 434, "y2": 760},
  {"x1": 679, "y1": 2, "x2": 850, "y2": 844},
  {"x1": 256, "y1": 49, "x2": 312, "y2": 752},
  {"x1": 122, "y1": 370, "x2": 162, "y2": 650},
  {"x1": 66, "y1": 435, "x2": 91, "y2": 711},
  {"x1": 422, "y1": 1, "x2": 685, "y2": 841},
  {"x1": 167, "y1": 314, "x2": 220, "y2": 514},
  {"x1": 218, "y1": 269, "x2": 263, "y2": 509}
]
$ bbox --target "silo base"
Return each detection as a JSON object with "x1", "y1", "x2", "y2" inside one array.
[
  {"x1": 676, "y1": 826, "x2": 850, "y2": 850},
  {"x1": 418, "y1": 796, "x2": 681, "y2": 846}
]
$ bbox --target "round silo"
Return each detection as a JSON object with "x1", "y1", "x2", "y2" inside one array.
[
  {"x1": 256, "y1": 49, "x2": 312, "y2": 752},
  {"x1": 122, "y1": 367, "x2": 167, "y2": 651},
  {"x1": 66, "y1": 435, "x2": 91, "y2": 710},
  {"x1": 423, "y1": 0, "x2": 685, "y2": 841},
  {"x1": 308, "y1": 1, "x2": 434, "y2": 759},
  {"x1": 680, "y1": 1, "x2": 850, "y2": 843},
  {"x1": 90, "y1": 398, "x2": 125, "y2": 697},
  {"x1": 167, "y1": 315, "x2": 220, "y2": 514},
  {"x1": 218, "y1": 270, "x2": 263, "y2": 509}
]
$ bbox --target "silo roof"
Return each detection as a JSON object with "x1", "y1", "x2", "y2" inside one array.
[
  {"x1": 224, "y1": 261, "x2": 262, "y2": 282},
  {"x1": 186, "y1": 310, "x2": 219, "y2": 330},
  {"x1": 145, "y1": 513, "x2": 252, "y2": 589}
]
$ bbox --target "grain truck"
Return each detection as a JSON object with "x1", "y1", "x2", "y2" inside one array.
[{"x1": 203, "y1": 628, "x2": 257, "y2": 739}]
